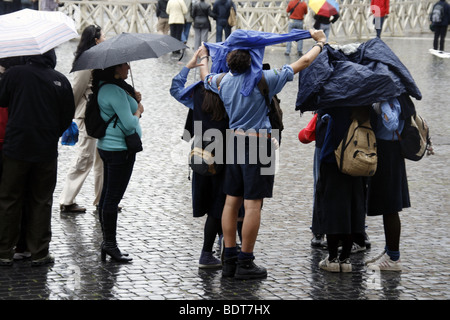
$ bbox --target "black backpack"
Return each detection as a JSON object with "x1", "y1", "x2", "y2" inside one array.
[{"x1": 85, "y1": 82, "x2": 118, "y2": 138}]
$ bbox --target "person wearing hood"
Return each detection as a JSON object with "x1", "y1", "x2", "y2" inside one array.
[{"x1": 0, "y1": 50, "x2": 75, "y2": 266}]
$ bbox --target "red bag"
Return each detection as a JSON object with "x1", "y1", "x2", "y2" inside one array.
[{"x1": 298, "y1": 113, "x2": 317, "y2": 144}]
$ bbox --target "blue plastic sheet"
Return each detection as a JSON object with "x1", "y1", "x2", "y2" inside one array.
[
  {"x1": 61, "y1": 121, "x2": 79, "y2": 146},
  {"x1": 295, "y1": 37, "x2": 422, "y2": 112}
]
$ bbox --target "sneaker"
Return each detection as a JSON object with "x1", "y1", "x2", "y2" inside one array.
[
  {"x1": 311, "y1": 234, "x2": 324, "y2": 247},
  {"x1": 13, "y1": 251, "x2": 31, "y2": 260},
  {"x1": 60, "y1": 203, "x2": 86, "y2": 213},
  {"x1": 284, "y1": 52, "x2": 290, "y2": 56},
  {"x1": 31, "y1": 254, "x2": 54, "y2": 267},
  {"x1": 351, "y1": 242, "x2": 367, "y2": 253},
  {"x1": 0, "y1": 258, "x2": 13, "y2": 266},
  {"x1": 364, "y1": 231, "x2": 371, "y2": 249},
  {"x1": 319, "y1": 255, "x2": 340, "y2": 272},
  {"x1": 234, "y1": 259, "x2": 267, "y2": 280},
  {"x1": 199, "y1": 251, "x2": 222, "y2": 269},
  {"x1": 367, "y1": 253, "x2": 402, "y2": 271},
  {"x1": 339, "y1": 258, "x2": 352, "y2": 273},
  {"x1": 365, "y1": 250, "x2": 386, "y2": 265},
  {"x1": 222, "y1": 256, "x2": 237, "y2": 277}
]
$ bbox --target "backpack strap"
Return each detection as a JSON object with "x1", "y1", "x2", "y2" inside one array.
[
  {"x1": 216, "y1": 72, "x2": 227, "y2": 88},
  {"x1": 257, "y1": 74, "x2": 271, "y2": 110},
  {"x1": 98, "y1": 82, "x2": 119, "y2": 127}
]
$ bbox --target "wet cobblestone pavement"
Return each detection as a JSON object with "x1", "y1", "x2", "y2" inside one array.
[{"x1": 0, "y1": 35, "x2": 449, "y2": 306}]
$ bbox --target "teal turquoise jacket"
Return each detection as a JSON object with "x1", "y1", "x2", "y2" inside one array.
[{"x1": 97, "y1": 83, "x2": 142, "y2": 151}]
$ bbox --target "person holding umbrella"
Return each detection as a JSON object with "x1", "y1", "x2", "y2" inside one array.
[
  {"x1": 310, "y1": 0, "x2": 340, "y2": 41},
  {"x1": 92, "y1": 63, "x2": 144, "y2": 263},
  {"x1": 59, "y1": 25, "x2": 106, "y2": 214}
]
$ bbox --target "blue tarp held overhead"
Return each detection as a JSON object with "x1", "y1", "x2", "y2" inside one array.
[{"x1": 295, "y1": 37, "x2": 422, "y2": 112}]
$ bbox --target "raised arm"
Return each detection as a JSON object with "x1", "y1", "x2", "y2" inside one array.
[{"x1": 290, "y1": 29, "x2": 327, "y2": 74}]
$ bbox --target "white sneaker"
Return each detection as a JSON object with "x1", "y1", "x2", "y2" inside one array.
[
  {"x1": 351, "y1": 242, "x2": 366, "y2": 253},
  {"x1": 339, "y1": 258, "x2": 352, "y2": 273},
  {"x1": 367, "y1": 253, "x2": 402, "y2": 271},
  {"x1": 319, "y1": 255, "x2": 340, "y2": 272},
  {"x1": 365, "y1": 250, "x2": 386, "y2": 265}
]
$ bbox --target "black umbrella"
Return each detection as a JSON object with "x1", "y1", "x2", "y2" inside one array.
[{"x1": 71, "y1": 32, "x2": 187, "y2": 73}]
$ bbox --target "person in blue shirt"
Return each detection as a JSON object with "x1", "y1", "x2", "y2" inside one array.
[
  {"x1": 92, "y1": 63, "x2": 144, "y2": 263},
  {"x1": 202, "y1": 29, "x2": 327, "y2": 279},
  {"x1": 365, "y1": 97, "x2": 410, "y2": 271}
]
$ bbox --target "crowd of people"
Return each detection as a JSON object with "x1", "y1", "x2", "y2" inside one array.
[{"x1": 0, "y1": 1, "x2": 443, "y2": 280}]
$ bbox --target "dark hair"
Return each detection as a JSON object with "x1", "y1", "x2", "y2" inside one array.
[
  {"x1": 72, "y1": 25, "x2": 102, "y2": 67},
  {"x1": 92, "y1": 64, "x2": 136, "y2": 100},
  {"x1": 201, "y1": 88, "x2": 227, "y2": 121},
  {"x1": 226, "y1": 49, "x2": 251, "y2": 74}
]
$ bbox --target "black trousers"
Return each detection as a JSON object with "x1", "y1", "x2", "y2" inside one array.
[
  {"x1": 0, "y1": 155, "x2": 57, "y2": 260},
  {"x1": 434, "y1": 25, "x2": 448, "y2": 51}
]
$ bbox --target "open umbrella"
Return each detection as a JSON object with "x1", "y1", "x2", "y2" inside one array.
[
  {"x1": 0, "y1": 8, "x2": 78, "y2": 59},
  {"x1": 309, "y1": 0, "x2": 339, "y2": 18},
  {"x1": 71, "y1": 32, "x2": 187, "y2": 72}
]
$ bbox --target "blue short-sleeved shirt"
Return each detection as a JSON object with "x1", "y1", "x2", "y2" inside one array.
[{"x1": 204, "y1": 65, "x2": 294, "y2": 132}]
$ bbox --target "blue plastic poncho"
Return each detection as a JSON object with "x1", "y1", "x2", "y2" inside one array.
[
  {"x1": 204, "y1": 29, "x2": 311, "y2": 96},
  {"x1": 295, "y1": 37, "x2": 422, "y2": 112}
]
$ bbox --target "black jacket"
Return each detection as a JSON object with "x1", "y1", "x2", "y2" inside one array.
[
  {"x1": 0, "y1": 50, "x2": 75, "y2": 162},
  {"x1": 156, "y1": 0, "x2": 169, "y2": 19},
  {"x1": 192, "y1": 0, "x2": 216, "y2": 30}
]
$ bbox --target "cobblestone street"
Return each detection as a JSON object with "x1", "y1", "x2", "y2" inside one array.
[{"x1": 0, "y1": 35, "x2": 449, "y2": 308}]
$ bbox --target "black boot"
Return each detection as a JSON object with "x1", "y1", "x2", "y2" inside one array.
[
  {"x1": 235, "y1": 258, "x2": 267, "y2": 280},
  {"x1": 101, "y1": 210, "x2": 132, "y2": 263},
  {"x1": 222, "y1": 256, "x2": 237, "y2": 277}
]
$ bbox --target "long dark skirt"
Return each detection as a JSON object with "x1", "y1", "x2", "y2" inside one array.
[
  {"x1": 315, "y1": 161, "x2": 366, "y2": 235},
  {"x1": 367, "y1": 139, "x2": 410, "y2": 216},
  {"x1": 192, "y1": 169, "x2": 226, "y2": 219}
]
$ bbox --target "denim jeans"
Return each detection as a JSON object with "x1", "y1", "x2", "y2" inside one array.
[
  {"x1": 97, "y1": 149, "x2": 136, "y2": 213},
  {"x1": 216, "y1": 23, "x2": 232, "y2": 42},
  {"x1": 286, "y1": 19, "x2": 304, "y2": 54}
]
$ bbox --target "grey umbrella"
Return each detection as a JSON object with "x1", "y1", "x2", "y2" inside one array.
[{"x1": 71, "y1": 32, "x2": 187, "y2": 73}]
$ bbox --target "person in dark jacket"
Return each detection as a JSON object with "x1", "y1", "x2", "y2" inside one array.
[
  {"x1": 192, "y1": 0, "x2": 216, "y2": 50},
  {"x1": 430, "y1": 0, "x2": 450, "y2": 51},
  {"x1": 0, "y1": 50, "x2": 75, "y2": 266},
  {"x1": 213, "y1": 0, "x2": 236, "y2": 42},
  {"x1": 156, "y1": 0, "x2": 170, "y2": 35},
  {"x1": 170, "y1": 47, "x2": 228, "y2": 268}
]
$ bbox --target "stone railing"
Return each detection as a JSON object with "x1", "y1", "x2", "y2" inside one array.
[{"x1": 59, "y1": 0, "x2": 436, "y2": 39}]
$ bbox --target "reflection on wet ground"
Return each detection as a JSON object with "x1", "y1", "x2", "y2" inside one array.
[{"x1": 0, "y1": 35, "x2": 448, "y2": 302}]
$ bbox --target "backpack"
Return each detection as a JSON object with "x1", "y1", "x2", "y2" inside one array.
[
  {"x1": 431, "y1": 2, "x2": 444, "y2": 24},
  {"x1": 335, "y1": 110, "x2": 377, "y2": 177},
  {"x1": 189, "y1": 138, "x2": 224, "y2": 176},
  {"x1": 396, "y1": 113, "x2": 430, "y2": 161},
  {"x1": 216, "y1": 72, "x2": 284, "y2": 138},
  {"x1": 228, "y1": 3, "x2": 237, "y2": 27},
  {"x1": 84, "y1": 82, "x2": 118, "y2": 138}
]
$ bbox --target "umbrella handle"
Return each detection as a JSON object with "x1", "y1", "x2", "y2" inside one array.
[{"x1": 129, "y1": 62, "x2": 135, "y2": 88}]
